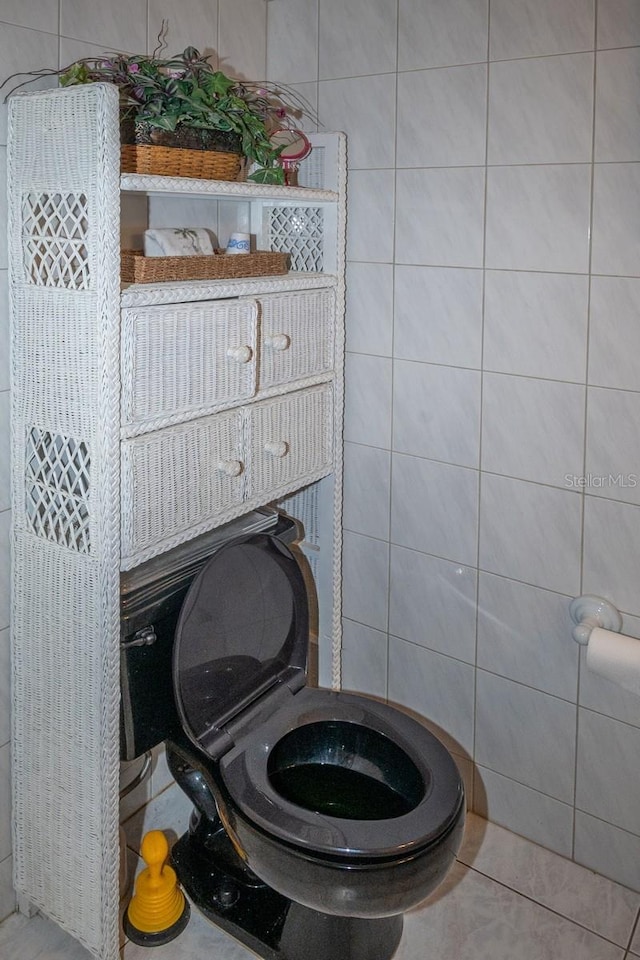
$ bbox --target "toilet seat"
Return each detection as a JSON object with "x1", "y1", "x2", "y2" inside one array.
[
  {"x1": 173, "y1": 532, "x2": 463, "y2": 864},
  {"x1": 219, "y1": 685, "x2": 464, "y2": 861}
]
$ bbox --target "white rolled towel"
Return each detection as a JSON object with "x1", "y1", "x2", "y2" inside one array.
[
  {"x1": 587, "y1": 627, "x2": 640, "y2": 697},
  {"x1": 144, "y1": 227, "x2": 215, "y2": 257}
]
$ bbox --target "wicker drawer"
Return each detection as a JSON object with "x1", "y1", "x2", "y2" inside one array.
[
  {"x1": 121, "y1": 299, "x2": 258, "y2": 427},
  {"x1": 248, "y1": 384, "x2": 334, "y2": 500},
  {"x1": 256, "y1": 289, "x2": 335, "y2": 390},
  {"x1": 121, "y1": 407, "x2": 246, "y2": 559}
]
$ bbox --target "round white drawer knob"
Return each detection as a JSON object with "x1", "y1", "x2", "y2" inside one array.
[
  {"x1": 226, "y1": 345, "x2": 253, "y2": 363},
  {"x1": 265, "y1": 333, "x2": 291, "y2": 351},
  {"x1": 217, "y1": 459, "x2": 243, "y2": 477},
  {"x1": 264, "y1": 440, "x2": 289, "y2": 458}
]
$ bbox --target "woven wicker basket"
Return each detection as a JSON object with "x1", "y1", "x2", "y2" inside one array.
[
  {"x1": 120, "y1": 118, "x2": 243, "y2": 180},
  {"x1": 121, "y1": 249, "x2": 290, "y2": 284},
  {"x1": 120, "y1": 144, "x2": 242, "y2": 179}
]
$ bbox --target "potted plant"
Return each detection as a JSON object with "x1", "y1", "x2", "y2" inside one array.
[{"x1": 4, "y1": 46, "x2": 309, "y2": 184}]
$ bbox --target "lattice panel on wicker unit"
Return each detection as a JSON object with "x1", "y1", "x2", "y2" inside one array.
[
  {"x1": 299, "y1": 146, "x2": 325, "y2": 190},
  {"x1": 267, "y1": 206, "x2": 324, "y2": 272},
  {"x1": 25, "y1": 427, "x2": 91, "y2": 553},
  {"x1": 22, "y1": 192, "x2": 90, "y2": 289}
]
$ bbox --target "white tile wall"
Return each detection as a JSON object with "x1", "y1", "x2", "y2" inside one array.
[
  {"x1": 389, "y1": 545, "x2": 477, "y2": 663},
  {"x1": 576, "y1": 709, "x2": 640, "y2": 836},
  {"x1": 476, "y1": 575, "x2": 578, "y2": 702},
  {"x1": 489, "y1": 0, "x2": 595, "y2": 60},
  {"x1": 475, "y1": 672, "x2": 577, "y2": 804},
  {"x1": 397, "y1": 0, "x2": 488, "y2": 71},
  {"x1": 393, "y1": 361, "x2": 481, "y2": 468},
  {"x1": 394, "y1": 265, "x2": 483, "y2": 368},
  {"x1": 318, "y1": 0, "x2": 396, "y2": 79},
  {"x1": 345, "y1": 261, "x2": 393, "y2": 357},
  {"x1": 574, "y1": 811, "x2": 640, "y2": 895},
  {"x1": 342, "y1": 530, "x2": 389, "y2": 631},
  {"x1": 488, "y1": 54, "x2": 593, "y2": 164},
  {"x1": 479, "y1": 475, "x2": 582, "y2": 595},
  {"x1": 319, "y1": 75, "x2": 396, "y2": 170},
  {"x1": 344, "y1": 352, "x2": 392, "y2": 447},
  {"x1": 589, "y1": 277, "x2": 640, "y2": 390},
  {"x1": 342, "y1": 442, "x2": 391, "y2": 540},
  {"x1": 585, "y1": 387, "x2": 640, "y2": 505},
  {"x1": 474, "y1": 765, "x2": 576, "y2": 857},
  {"x1": 597, "y1": 0, "x2": 640, "y2": 48},
  {"x1": 391, "y1": 454, "x2": 478, "y2": 566},
  {"x1": 346, "y1": 169, "x2": 395, "y2": 263},
  {"x1": 147, "y1": 0, "x2": 218, "y2": 61},
  {"x1": 594, "y1": 47, "x2": 640, "y2": 162},
  {"x1": 396, "y1": 167, "x2": 486, "y2": 267},
  {"x1": 0, "y1": 0, "x2": 59, "y2": 33},
  {"x1": 485, "y1": 164, "x2": 592, "y2": 273},
  {"x1": 396, "y1": 65, "x2": 487, "y2": 168},
  {"x1": 583, "y1": 497, "x2": 640, "y2": 615},
  {"x1": 341, "y1": 619, "x2": 388, "y2": 698},
  {"x1": 481, "y1": 374, "x2": 585, "y2": 488},
  {"x1": 266, "y1": 0, "x2": 317, "y2": 84},
  {"x1": 60, "y1": 0, "x2": 148, "y2": 51},
  {"x1": 388, "y1": 635, "x2": 476, "y2": 756},
  {"x1": 592, "y1": 163, "x2": 640, "y2": 275},
  {"x1": 266, "y1": 0, "x2": 640, "y2": 892},
  {"x1": 217, "y1": 0, "x2": 266, "y2": 80},
  {"x1": 483, "y1": 270, "x2": 589, "y2": 382},
  {"x1": 0, "y1": 855, "x2": 13, "y2": 926}
]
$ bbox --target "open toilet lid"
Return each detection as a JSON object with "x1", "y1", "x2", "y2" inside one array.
[{"x1": 173, "y1": 533, "x2": 309, "y2": 759}]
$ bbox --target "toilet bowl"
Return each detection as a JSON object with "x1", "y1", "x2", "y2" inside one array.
[{"x1": 120, "y1": 513, "x2": 465, "y2": 960}]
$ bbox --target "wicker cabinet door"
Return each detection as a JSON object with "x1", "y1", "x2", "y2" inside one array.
[
  {"x1": 257, "y1": 288, "x2": 335, "y2": 391},
  {"x1": 121, "y1": 408, "x2": 246, "y2": 564},
  {"x1": 247, "y1": 384, "x2": 334, "y2": 502},
  {"x1": 121, "y1": 299, "x2": 258, "y2": 429}
]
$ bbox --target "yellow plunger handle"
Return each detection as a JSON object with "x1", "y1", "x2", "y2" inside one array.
[{"x1": 141, "y1": 830, "x2": 169, "y2": 888}]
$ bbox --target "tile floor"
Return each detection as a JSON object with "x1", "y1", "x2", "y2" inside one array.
[{"x1": 1, "y1": 798, "x2": 639, "y2": 960}]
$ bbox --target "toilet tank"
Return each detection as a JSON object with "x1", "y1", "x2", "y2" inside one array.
[{"x1": 119, "y1": 509, "x2": 293, "y2": 761}]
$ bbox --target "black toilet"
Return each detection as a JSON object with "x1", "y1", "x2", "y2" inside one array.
[{"x1": 120, "y1": 512, "x2": 465, "y2": 960}]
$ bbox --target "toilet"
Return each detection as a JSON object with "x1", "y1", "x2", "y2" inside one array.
[{"x1": 120, "y1": 512, "x2": 465, "y2": 960}]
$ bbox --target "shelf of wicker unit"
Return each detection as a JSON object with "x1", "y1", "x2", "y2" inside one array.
[
  {"x1": 121, "y1": 272, "x2": 338, "y2": 307},
  {"x1": 120, "y1": 172, "x2": 338, "y2": 202},
  {"x1": 121, "y1": 249, "x2": 291, "y2": 284}
]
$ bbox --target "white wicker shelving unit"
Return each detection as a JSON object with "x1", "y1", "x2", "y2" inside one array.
[{"x1": 7, "y1": 83, "x2": 346, "y2": 960}]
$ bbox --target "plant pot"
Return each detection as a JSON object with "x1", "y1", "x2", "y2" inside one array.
[
  {"x1": 119, "y1": 117, "x2": 243, "y2": 180},
  {"x1": 120, "y1": 118, "x2": 242, "y2": 154}
]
